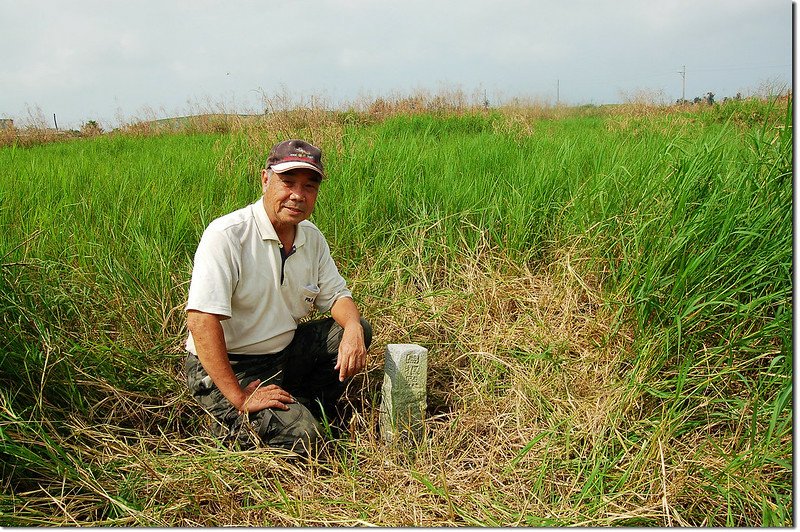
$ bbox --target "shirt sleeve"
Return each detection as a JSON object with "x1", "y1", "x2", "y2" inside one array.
[
  {"x1": 186, "y1": 225, "x2": 240, "y2": 318},
  {"x1": 313, "y1": 235, "x2": 352, "y2": 313}
]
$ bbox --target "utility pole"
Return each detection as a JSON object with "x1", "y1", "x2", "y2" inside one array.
[
  {"x1": 53, "y1": 113, "x2": 58, "y2": 131},
  {"x1": 678, "y1": 65, "x2": 686, "y2": 103},
  {"x1": 557, "y1": 79, "x2": 560, "y2": 105}
]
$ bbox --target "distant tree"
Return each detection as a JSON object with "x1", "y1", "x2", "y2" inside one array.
[
  {"x1": 80, "y1": 120, "x2": 103, "y2": 136},
  {"x1": 705, "y1": 92, "x2": 715, "y2": 105}
]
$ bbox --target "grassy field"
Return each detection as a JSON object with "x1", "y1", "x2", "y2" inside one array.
[{"x1": 0, "y1": 96, "x2": 792, "y2": 526}]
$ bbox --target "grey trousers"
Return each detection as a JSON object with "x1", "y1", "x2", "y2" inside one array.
[{"x1": 185, "y1": 317, "x2": 372, "y2": 452}]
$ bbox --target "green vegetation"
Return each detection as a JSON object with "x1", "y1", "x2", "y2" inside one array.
[{"x1": 0, "y1": 97, "x2": 791, "y2": 526}]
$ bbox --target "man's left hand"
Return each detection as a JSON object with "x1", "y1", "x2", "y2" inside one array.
[{"x1": 334, "y1": 322, "x2": 367, "y2": 382}]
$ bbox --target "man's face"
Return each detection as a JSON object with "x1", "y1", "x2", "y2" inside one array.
[{"x1": 261, "y1": 168, "x2": 321, "y2": 229}]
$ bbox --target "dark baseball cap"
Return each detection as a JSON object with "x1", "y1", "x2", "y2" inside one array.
[{"x1": 266, "y1": 139, "x2": 325, "y2": 179}]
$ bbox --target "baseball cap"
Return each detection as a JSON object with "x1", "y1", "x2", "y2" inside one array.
[{"x1": 266, "y1": 139, "x2": 325, "y2": 179}]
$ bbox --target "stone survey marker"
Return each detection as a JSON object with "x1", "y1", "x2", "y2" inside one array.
[{"x1": 379, "y1": 344, "x2": 428, "y2": 443}]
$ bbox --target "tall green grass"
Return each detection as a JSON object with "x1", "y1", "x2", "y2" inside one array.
[{"x1": 0, "y1": 98, "x2": 791, "y2": 525}]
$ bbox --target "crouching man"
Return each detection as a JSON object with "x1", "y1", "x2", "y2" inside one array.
[{"x1": 185, "y1": 139, "x2": 372, "y2": 453}]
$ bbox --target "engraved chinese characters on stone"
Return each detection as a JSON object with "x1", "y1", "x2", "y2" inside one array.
[
  {"x1": 379, "y1": 344, "x2": 428, "y2": 444},
  {"x1": 405, "y1": 352, "x2": 421, "y2": 380}
]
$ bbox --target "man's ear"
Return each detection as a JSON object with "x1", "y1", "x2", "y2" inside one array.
[{"x1": 261, "y1": 168, "x2": 270, "y2": 191}]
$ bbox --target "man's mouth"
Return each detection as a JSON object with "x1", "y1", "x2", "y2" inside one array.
[{"x1": 283, "y1": 205, "x2": 304, "y2": 215}]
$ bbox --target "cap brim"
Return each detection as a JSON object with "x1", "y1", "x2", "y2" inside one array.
[{"x1": 270, "y1": 161, "x2": 325, "y2": 177}]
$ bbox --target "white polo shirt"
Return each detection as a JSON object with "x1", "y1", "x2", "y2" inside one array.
[{"x1": 185, "y1": 199, "x2": 352, "y2": 355}]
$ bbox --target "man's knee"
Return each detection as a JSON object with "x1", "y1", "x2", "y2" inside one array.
[
  {"x1": 255, "y1": 403, "x2": 323, "y2": 453},
  {"x1": 325, "y1": 316, "x2": 373, "y2": 353},
  {"x1": 360, "y1": 317, "x2": 373, "y2": 348}
]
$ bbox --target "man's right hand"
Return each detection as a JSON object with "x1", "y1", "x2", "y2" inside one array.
[{"x1": 239, "y1": 380, "x2": 295, "y2": 413}]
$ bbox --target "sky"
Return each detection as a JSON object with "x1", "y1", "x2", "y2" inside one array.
[{"x1": 1, "y1": 0, "x2": 793, "y2": 130}]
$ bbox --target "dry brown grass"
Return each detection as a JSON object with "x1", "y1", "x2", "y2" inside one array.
[{"x1": 2, "y1": 87, "x2": 789, "y2": 150}]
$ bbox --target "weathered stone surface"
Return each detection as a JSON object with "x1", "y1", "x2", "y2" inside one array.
[{"x1": 379, "y1": 344, "x2": 428, "y2": 443}]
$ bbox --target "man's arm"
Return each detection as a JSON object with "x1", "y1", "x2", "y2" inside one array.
[
  {"x1": 187, "y1": 310, "x2": 294, "y2": 412},
  {"x1": 330, "y1": 297, "x2": 368, "y2": 382}
]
